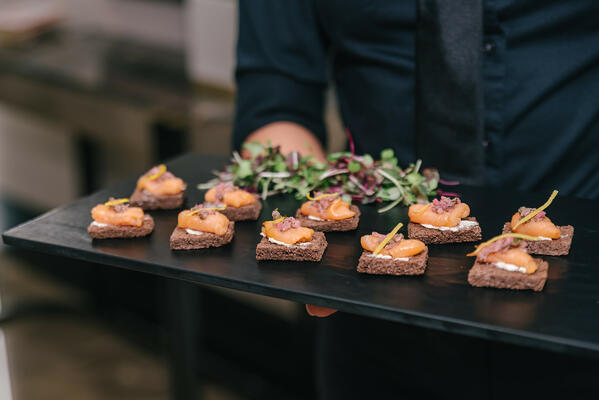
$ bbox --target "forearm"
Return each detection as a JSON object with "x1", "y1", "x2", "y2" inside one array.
[{"x1": 242, "y1": 121, "x2": 326, "y2": 161}]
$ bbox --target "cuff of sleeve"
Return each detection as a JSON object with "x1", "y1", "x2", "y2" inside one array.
[{"x1": 233, "y1": 71, "x2": 327, "y2": 151}]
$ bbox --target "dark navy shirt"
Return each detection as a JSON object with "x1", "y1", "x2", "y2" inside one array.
[{"x1": 233, "y1": 0, "x2": 599, "y2": 199}]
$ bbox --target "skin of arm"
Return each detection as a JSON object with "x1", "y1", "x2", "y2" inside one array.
[{"x1": 241, "y1": 121, "x2": 326, "y2": 162}]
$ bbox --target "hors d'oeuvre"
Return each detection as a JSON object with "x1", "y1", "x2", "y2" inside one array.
[
  {"x1": 204, "y1": 182, "x2": 262, "y2": 221},
  {"x1": 501, "y1": 190, "x2": 573, "y2": 256},
  {"x1": 88, "y1": 198, "x2": 154, "y2": 239},
  {"x1": 256, "y1": 210, "x2": 327, "y2": 262},
  {"x1": 295, "y1": 192, "x2": 360, "y2": 232},
  {"x1": 467, "y1": 233, "x2": 548, "y2": 292},
  {"x1": 170, "y1": 204, "x2": 234, "y2": 250},
  {"x1": 357, "y1": 222, "x2": 428, "y2": 276},
  {"x1": 407, "y1": 196, "x2": 481, "y2": 244},
  {"x1": 130, "y1": 164, "x2": 186, "y2": 210}
]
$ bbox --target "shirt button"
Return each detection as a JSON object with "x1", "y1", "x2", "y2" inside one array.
[
  {"x1": 483, "y1": 40, "x2": 496, "y2": 54},
  {"x1": 482, "y1": 140, "x2": 489, "y2": 148}
]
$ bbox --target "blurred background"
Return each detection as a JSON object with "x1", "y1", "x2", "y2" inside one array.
[{"x1": 0, "y1": 0, "x2": 345, "y2": 398}]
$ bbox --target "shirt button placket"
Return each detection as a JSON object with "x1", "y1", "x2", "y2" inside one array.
[{"x1": 482, "y1": 1, "x2": 505, "y2": 185}]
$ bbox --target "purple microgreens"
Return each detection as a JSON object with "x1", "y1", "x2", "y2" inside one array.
[
  {"x1": 436, "y1": 190, "x2": 460, "y2": 197},
  {"x1": 276, "y1": 217, "x2": 300, "y2": 232},
  {"x1": 475, "y1": 237, "x2": 526, "y2": 262},
  {"x1": 318, "y1": 168, "x2": 350, "y2": 180},
  {"x1": 349, "y1": 175, "x2": 375, "y2": 196},
  {"x1": 439, "y1": 179, "x2": 460, "y2": 186},
  {"x1": 345, "y1": 127, "x2": 355, "y2": 155},
  {"x1": 258, "y1": 171, "x2": 292, "y2": 179},
  {"x1": 519, "y1": 207, "x2": 547, "y2": 220}
]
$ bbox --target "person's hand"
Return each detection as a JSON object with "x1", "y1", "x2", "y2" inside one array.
[
  {"x1": 306, "y1": 304, "x2": 337, "y2": 317},
  {"x1": 242, "y1": 121, "x2": 326, "y2": 162}
]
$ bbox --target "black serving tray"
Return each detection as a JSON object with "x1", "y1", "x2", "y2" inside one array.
[{"x1": 4, "y1": 153, "x2": 599, "y2": 358}]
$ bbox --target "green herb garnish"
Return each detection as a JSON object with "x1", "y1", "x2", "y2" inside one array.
[{"x1": 198, "y1": 142, "x2": 439, "y2": 212}]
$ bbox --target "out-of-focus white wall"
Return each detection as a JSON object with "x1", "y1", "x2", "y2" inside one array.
[
  {"x1": 184, "y1": 0, "x2": 237, "y2": 90},
  {"x1": 64, "y1": 0, "x2": 238, "y2": 90},
  {"x1": 0, "y1": 104, "x2": 78, "y2": 209},
  {"x1": 64, "y1": 0, "x2": 185, "y2": 49}
]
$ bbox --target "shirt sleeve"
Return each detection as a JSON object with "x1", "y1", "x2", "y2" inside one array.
[{"x1": 233, "y1": 0, "x2": 329, "y2": 150}]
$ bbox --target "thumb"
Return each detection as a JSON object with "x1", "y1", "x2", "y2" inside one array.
[{"x1": 306, "y1": 304, "x2": 338, "y2": 317}]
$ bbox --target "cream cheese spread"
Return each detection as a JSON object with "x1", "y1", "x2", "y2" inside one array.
[
  {"x1": 367, "y1": 254, "x2": 409, "y2": 261},
  {"x1": 420, "y1": 220, "x2": 478, "y2": 232},
  {"x1": 185, "y1": 229, "x2": 205, "y2": 235},
  {"x1": 493, "y1": 261, "x2": 527, "y2": 274},
  {"x1": 260, "y1": 232, "x2": 311, "y2": 247}
]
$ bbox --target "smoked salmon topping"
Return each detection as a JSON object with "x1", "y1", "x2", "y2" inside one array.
[
  {"x1": 510, "y1": 212, "x2": 561, "y2": 239},
  {"x1": 205, "y1": 182, "x2": 255, "y2": 208},
  {"x1": 92, "y1": 198, "x2": 144, "y2": 227},
  {"x1": 372, "y1": 221, "x2": 404, "y2": 255},
  {"x1": 177, "y1": 204, "x2": 229, "y2": 236},
  {"x1": 467, "y1": 233, "x2": 539, "y2": 274},
  {"x1": 487, "y1": 248, "x2": 538, "y2": 274},
  {"x1": 408, "y1": 196, "x2": 470, "y2": 227},
  {"x1": 361, "y1": 231, "x2": 425, "y2": 258},
  {"x1": 512, "y1": 190, "x2": 558, "y2": 230},
  {"x1": 510, "y1": 190, "x2": 561, "y2": 238},
  {"x1": 301, "y1": 192, "x2": 355, "y2": 221},
  {"x1": 262, "y1": 210, "x2": 314, "y2": 245},
  {"x1": 188, "y1": 204, "x2": 226, "y2": 216},
  {"x1": 467, "y1": 233, "x2": 540, "y2": 257},
  {"x1": 137, "y1": 166, "x2": 186, "y2": 195}
]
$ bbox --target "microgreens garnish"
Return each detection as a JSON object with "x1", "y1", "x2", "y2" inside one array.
[{"x1": 198, "y1": 142, "x2": 439, "y2": 213}]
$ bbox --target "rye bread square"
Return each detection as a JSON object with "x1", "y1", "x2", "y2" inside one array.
[
  {"x1": 468, "y1": 258, "x2": 548, "y2": 292},
  {"x1": 294, "y1": 205, "x2": 360, "y2": 232},
  {"x1": 130, "y1": 187, "x2": 185, "y2": 210},
  {"x1": 407, "y1": 217, "x2": 482, "y2": 244},
  {"x1": 170, "y1": 221, "x2": 235, "y2": 250},
  {"x1": 217, "y1": 194, "x2": 262, "y2": 221},
  {"x1": 256, "y1": 232, "x2": 327, "y2": 262},
  {"x1": 88, "y1": 215, "x2": 155, "y2": 239},
  {"x1": 357, "y1": 247, "x2": 428, "y2": 276},
  {"x1": 502, "y1": 223, "x2": 573, "y2": 256}
]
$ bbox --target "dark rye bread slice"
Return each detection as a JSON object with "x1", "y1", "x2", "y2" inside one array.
[
  {"x1": 468, "y1": 258, "x2": 548, "y2": 292},
  {"x1": 502, "y1": 223, "x2": 573, "y2": 256},
  {"x1": 357, "y1": 247, "x2": 428, "y2": 276},
  {"x1": 256, "y1": 232, "x2": 327, "y2": 262},
  {"x1": 407, "y1": 217, "x2": 482, "y2": 244},
  {"x1": 130, "y1": 187, "x2": 184, "y2": 210},
  {"x1": 294, "y1": 205, "x2": 360, "y2": 232},
  {"x1": 219, "y1": 195, "x2": 262, "y2": 221},
  {"x1": 88, "y1": 215, "x2": 154, "y2": 239},
  {"x1": 170, "y1": 221, "x2": 234, "y2": 250}
]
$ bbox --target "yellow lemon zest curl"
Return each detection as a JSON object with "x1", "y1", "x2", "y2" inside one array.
[
  {"x1": 512, "y1": 190, "x2": 558, "y2": 230},
  {"x1": 188, "y1": 205, "x2": 226, "y2": 216},
  {"x1": 104, "y1": 198, "x2": 129, "y2": 207},
  {"x1": 306, "y1": 192, "x2": 339, "y2": 201},
  {"x1": 467, "y1": 233, "x2": 541, "y2": 257},
  {"x1": 373, "y1": 222, "x2": 404, "y2": 256},
  {"x1": 147, "y1": 164, "x2": 167, "y2": 181},
  {"x1": 413, "y1": 203, "x2": 431, "y2": 215}
]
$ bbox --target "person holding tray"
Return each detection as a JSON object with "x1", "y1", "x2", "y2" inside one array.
[{"x1": 234, "y1": 1, "x2": 599, "y2": 399}]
